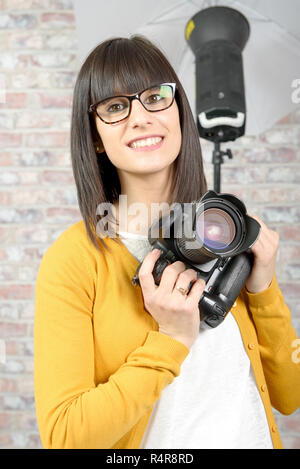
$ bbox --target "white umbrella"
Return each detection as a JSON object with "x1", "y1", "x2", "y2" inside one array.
[{"x1": 73, "y1": 0, "x2": 300, "y2": 136}]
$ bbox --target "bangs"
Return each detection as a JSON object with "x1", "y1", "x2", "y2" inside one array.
[{"x1": 89, "y1": 37, "x2": 176, "y2": 103}]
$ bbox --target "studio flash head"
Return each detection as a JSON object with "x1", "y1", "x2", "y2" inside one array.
[{"x1": 186, "y1": 6, "x2": 250, "y2": 143}]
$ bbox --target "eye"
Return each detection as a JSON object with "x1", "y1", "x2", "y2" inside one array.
[
  {"x1": 98, "y1": 96, "x2": 129, "y2": 115},
  {"x1": 107, "y1": 103, "x2": 125, "y2": 113},
  {"x1": 146, "y1": 94, "x2": 162, "y2": 104}
]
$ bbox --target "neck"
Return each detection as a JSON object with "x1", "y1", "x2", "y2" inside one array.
[{"x1": 113, "y1": 167, "x2": 175, "y2": 235}]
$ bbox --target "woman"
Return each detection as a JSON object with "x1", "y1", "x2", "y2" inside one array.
[{"x1": 34, "y1": 35, "x2": 300, "y2": 449}]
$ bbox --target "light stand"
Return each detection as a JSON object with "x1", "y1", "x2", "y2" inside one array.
[{"x1": 212, "y1": 143, "x2": 232, "y2": 193}]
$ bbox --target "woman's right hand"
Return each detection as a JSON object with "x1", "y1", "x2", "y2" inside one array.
[{"x1": 138, "y1": 249, "x2": 206, "y2": 349}]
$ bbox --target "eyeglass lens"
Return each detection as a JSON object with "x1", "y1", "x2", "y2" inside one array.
[{"x1": 97, "y1": 84, "x2": 174, "y2": 123}]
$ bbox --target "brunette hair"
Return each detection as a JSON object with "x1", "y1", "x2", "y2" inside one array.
[{"x1": 71, "y1": 35, "x2": 207, "y2": 253}]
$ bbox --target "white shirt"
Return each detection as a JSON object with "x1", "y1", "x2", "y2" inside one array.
[{"x1": 118, "y1": 231, "x2": 273, "y2": 449}]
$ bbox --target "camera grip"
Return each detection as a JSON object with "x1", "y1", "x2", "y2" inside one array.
[
  {"x1": 131, "y1": 253, "x2": 173, "y2": 287},
  {"x1": 200, "y1": 251, "x2": 253, "y2": 328},
  {"x1": 215, "y1": 250, "x2": 253, "y2": 304}
]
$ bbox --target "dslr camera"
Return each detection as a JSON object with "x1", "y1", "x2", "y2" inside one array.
[{"x1": 132, "y1": 191, "x2": 260, "y2": 329}]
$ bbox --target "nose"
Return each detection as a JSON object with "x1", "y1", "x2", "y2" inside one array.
[{"x1": 128, "y1": 98, "x2": 153, "y2": 127}]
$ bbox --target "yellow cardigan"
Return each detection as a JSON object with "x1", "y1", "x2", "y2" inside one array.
[{"x1": 34, "y1": 220, "x2": 300, "y2": 449}]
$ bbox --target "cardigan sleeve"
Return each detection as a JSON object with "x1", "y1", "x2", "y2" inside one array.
[
  {"x1": 241, "y1": 275, "x2": 300, "y2": 415},
  {"x1": 34, "y1": 231, "x2": 190, "y2": 449}
]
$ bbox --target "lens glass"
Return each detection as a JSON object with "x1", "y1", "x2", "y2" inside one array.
[
  {"x1": 97, "y1": 96, "x2": 130, "y2": 123},
  {"x1": 141, "y1": 85, "x2": 173, "y2": 111},
  {"x1": 196, "y1": 208, "x2": 236, "y2": 250}
]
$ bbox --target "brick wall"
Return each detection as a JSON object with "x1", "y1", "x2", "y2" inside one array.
[{"x1": 0, "y1": 0, "x2": 299, "y2": 449}]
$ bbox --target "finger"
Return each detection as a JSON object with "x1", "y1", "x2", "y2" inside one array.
[
  {"x1": 174, "y1": 269, "x2": 198, "y2": 292},
  {"x1": 248, "y1": 213, "x2": 262, "y2": 223},
  {"x1": 138, "y1": 249, "x2": 162, "y2": 294},
  {"x1": 250, "y1": 219, "x2": 278, "y2": 248},
  {"x1": 186, "y1": 278, "x2": 206, "y2": 303},
  {"x1": 158, "y1": 260, "x2": 187, "y2": 292},
  {"x1": 247, "y1": 214, "x2": 268, "y2": 246},
  {"x1": 249, "y1": 213, "x2": 269, "y2": 232}
]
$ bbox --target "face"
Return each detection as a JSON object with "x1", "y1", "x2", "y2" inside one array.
[{"x1": 94, "y1": 89, "x2": 182, "y2": 177}]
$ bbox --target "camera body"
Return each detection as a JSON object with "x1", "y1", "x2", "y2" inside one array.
[{"x1": 132, "y1": 191, "x2": 260, "y2": 329}]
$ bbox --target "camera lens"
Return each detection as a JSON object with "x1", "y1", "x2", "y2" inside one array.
[{"x1": 196, "y1": 208, "x2": 236, "y2": 249}]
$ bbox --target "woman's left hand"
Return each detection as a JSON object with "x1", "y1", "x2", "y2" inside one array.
[{"x1": 245, "y1": 215, "x2": 280, "y2": 294}]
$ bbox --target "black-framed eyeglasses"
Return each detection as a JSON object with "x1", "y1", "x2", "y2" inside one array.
[{"x1": 88, "y1": 83, "x2": 176, "y2": 125}]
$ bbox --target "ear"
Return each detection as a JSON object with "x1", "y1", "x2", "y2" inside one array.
[
  {"x1": 94, "y1": 141, "x2": 104, "y2": 153},
  {"x1": 91, "y1": 123, "x2": 105, "y2": 154}
]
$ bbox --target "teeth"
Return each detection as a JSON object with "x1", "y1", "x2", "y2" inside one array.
[{"x1": 130, "y1": 137, "x2": 162, "y2": 148}]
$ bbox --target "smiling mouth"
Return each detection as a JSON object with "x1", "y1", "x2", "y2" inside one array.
[{"x1": 128, "y1": 136, "x2": 164, "y2": 151}]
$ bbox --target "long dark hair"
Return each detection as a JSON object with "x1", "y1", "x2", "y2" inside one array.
[{"x1": 71, "y1": 35, "x2": 207, "y2": 253}]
